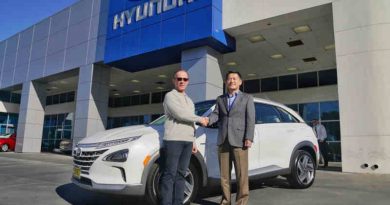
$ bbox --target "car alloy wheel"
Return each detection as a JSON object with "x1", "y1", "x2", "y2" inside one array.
[
  {"x1": 146, "y1": 163, "x2": 198, "y2": 205},
  {"x1": 287, "y1": 150, "x2": 316, "y2": 189},
  {"x1": 183, "y1": 169, "x2": 195, "y2": 202},
  {"x1": 1, "y1": 144, "x2": 9, "y2": 152},
  {"x1": 152, "y1": 168, "x2": 195, "y2": 203},
  {"x1": 296, "y1": 153, "x2": 315, "y2": 185}
]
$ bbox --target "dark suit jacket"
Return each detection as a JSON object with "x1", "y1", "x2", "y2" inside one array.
[{"x1": 208, "y1": 91, "x2": 255, "y2": 147}]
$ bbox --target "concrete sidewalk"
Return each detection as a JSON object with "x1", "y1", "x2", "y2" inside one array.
[{"x1": 0, "y1": 152, "x2": 389, "y2": 205}]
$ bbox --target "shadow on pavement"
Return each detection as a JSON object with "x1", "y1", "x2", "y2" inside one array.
[
  {"x1": 55, "y1": 183, "x2": 144, "y2": 205},
  {"x1": 317, "y1": 166, "x2": 342, "y2": 172},
  {"x1": 56, "y1": 176, "x2": 317, "y2": 205},
  {"x1": 194, "y1": 177, "x2": 293, "y2": 204}
]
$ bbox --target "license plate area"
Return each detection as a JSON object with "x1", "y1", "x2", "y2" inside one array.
[{"x1": 73, "y1": 166, "x2": 81, "y2": 179}]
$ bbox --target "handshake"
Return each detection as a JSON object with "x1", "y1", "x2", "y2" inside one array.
[{"x1": 199, "y1": 117, "x2": 209, "y2": 127}]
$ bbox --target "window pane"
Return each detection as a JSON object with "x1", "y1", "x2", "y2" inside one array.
[
  {"x1": 279, "y1": 74, "x2": 297, "y2": 90},
  {"x1": 320, "y1": 101, "x2": 339, "y2": 120},
  {"x1": 151, "y1": 114, "x2": 163, "y2": 121},
  {"x1": 122, "y1": 96, "x2": 131, "y2": 107},
  {"x1": 42, "y1": 127, "x2": 50, "y2": 140},
  {"x1": 52, "y1": 94, "x2": 59, "y2": 104},
  {"x1": 59, "y1": 93, "x2": 67, "y2": 103},
  {"x1": 44, "y1": 115, "x2": 51, "y2": 126},
  {"x1": 0, "y1": 91, "x2": 11, "y2": 102},
  {"x1": 114, "y1": 97, "x2": 123, "y2": 107},
  {"x1": 130, "y1": 116, "x2": 139, "y2": 125},
  {"x1": 131, "y1": 95, "x2": 140, "y2": 106},
  {"x1": 57, "y1": 114, "x2": 65, "y2": 126},
  {"x1": 255, "y1": 103, "x2": 282, "y2": 124},
  {"x1": 67, "y1": 91, "x2": 75, "y2": 102},
  {"x1": 143, "y1": 115, "x2": 151, "y2": 124},
  {"x1": 64, "y1": 113, "x2": 74, "y2": 126},
  {"x1": 113, "y1": 118, "x2": 121, "y2": 128},
  {"x1": 322, "y1": 121, "x2": 341, "y2": 141},
  {"x1": 261, "y1": 77, "x2": 277, "y2": 92},
  {"x1": 46, "y1": 96, "x2": 53, "y2": 106},
  {"x1": 107, "y1": 117, "x2": 113, "y2": 129},
  {"x1": 138, "y1": 115, "x2": 145, "y2": 124},
  {"x1": 277, "y1": 107, "x2": 298, "y2": 123},
  {"x1": 299, "y1": 103, "x2": 319, "y2": 122},
  {"x1": 140, "y1": 94, "x2": 150, "y2": 105},
  {"x1": 48, "y1": 127, "x2": 57, "y2": 140},
  {"x1": 51, "y1": 115, "x2": 58, "y2": 127},
  {"x1": 243, "y1": 79, "x2": 260, "y2": 93},
  {"x1": 319, "y1": 69, "x2": 337, "y2": 86},
  {"x1": 327, "y1": 141, "x2": 341, "y2": 162},
  {"x1": 122, "y1": 117, "x2": 131, "y2": 126},
  {"x1": 41, "y1": 140, "x2": 49, "y2": 152},
  {"x1": 151, "y1": 92, "x2": 162, "y2": 104},
  {"x1": 109, "y1": 98, "x2": 114, "y2": 107},
  {"x1": 0, "y1": 113, "x2": 7, "y2": 124},
  {"x1": 8, "y1": 114, "x2": 18, "y2": 125},
  {"x1": 298, "y1": 72, "x2": 317, "y2": 88},
  {"x1": 11, "y1": 93, "x2": 21, "y2": 104},
  {"x1": 63, "y1": 130, "x2": 72, "y2": 139}
]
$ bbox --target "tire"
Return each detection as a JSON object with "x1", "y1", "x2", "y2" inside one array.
[
  {"x1": 287, "y1": 150, "x2": 316, "y2": 189},
  {"x1": 145, "y1": 162, "x2": 200, "y2": 205},
  {"x1": 1, "y1": 144, "x2": 9, "y2": 152}
]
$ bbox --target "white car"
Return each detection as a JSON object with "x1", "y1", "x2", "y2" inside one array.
[{"x1": 72, "y1": 98, "x2": 319, "y2": 204}]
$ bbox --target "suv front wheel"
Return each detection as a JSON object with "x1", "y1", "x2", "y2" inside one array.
[
  {"x1": 145, "y1": 162, "x2": 199, "y2": 205},
  {"x1": 287, "y1": 150, "x2": 316, "y2": 189}
]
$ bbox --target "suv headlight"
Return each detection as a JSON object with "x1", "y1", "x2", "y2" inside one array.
[
  {"x1": 96, "y1": 136, "x2": 141, "y2": 149},
  {"x1": 103, "y1": 149, "x2": 129, "y2": 162}
]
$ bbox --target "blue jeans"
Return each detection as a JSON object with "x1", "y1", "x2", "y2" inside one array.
[{"x1": 159, "y1": 140, "x2": 193, "y2": 205}]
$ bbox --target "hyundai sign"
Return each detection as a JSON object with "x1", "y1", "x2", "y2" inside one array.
[{"x1": 104, "y1": 0, "x2": 235, "y2": 72}]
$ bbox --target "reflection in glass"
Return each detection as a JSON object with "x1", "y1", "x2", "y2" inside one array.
[
  {"x1": 278, "y1": 74, "x2": 297, "y2": 90},
  {"x1": 298, "y1": 72, "x2": 317, "y2": 88},
  {"x1": 320, "y1": 101, "x2": 339, "y2": 120},
  {"x1": 299, "y1": 103, "x2": 319, "y2": 122},
  {"x1": 41, "y1": 113, "x2": 74, "y2": 152},
  {"x1": 261, "y1": 77, "x2": 278, "y2": 92}
]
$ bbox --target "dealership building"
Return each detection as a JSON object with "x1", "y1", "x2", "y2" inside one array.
[{"x1": 0, "y1": 0, "x2": 389, "y2": 174}]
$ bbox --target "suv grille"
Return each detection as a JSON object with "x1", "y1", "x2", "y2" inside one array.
[{"x1": 73, "y1": 149, "x2": 108, "y2": 175}]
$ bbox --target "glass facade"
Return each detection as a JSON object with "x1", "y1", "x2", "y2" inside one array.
[
  {"x1": 107, "y1": 115, "x2": 154, "y2": 129},
  {"x1": 0, "y1": 112, "x2": 18, "y2": 135},
  {"x1": 287, "y1": 101, "x2": 341, "y2": 162},
  {"x1": 243, "y1": 68, "x2": 337, "y2": 93},
  {"x1": 41, "y1": 113, "x2": 74, "y2": 152},
  {"x1": 46, "y1": 91, "x2": 75, "y2": 106},
  {"x1": 109, "y1": 91, "x2": 169, "y2": 108},
  {"x1": 0, "y1": 91, "x2": 21, "y2": 104}
]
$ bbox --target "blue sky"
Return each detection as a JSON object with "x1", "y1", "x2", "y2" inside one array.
[{"x1": 0, "y1": 0, "x2": 79, "y2": 41}]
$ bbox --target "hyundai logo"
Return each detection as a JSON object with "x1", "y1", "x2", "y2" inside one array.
[{"x1": 113, "y1": 0, "x2": 195, "y2": 30}]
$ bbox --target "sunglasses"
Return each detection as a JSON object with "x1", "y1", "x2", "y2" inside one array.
[{"x1": 176, "y1": 77, "x2": 189, "y2": 82}]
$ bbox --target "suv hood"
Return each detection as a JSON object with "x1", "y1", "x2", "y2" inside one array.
[{"x1": 79, "y1": 125, "x2": 163, "y2": 144}]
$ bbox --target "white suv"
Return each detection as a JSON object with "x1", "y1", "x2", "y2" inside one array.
[{"x1": 72, "y1": 98, "x2": 319, "y2": 204}]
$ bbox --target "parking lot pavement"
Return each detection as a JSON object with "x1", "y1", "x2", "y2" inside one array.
[{"x1": 0, "y1": 153, "x2": 389, "y2": 205}]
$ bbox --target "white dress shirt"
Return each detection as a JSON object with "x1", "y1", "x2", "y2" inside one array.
[{"x1": 313, "y1": 124, "x2": 327, "y2": 142}]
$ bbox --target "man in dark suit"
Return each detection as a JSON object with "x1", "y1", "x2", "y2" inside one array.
[{"x1": 207, "y1": 71, "x2": 255, "y2": 205}]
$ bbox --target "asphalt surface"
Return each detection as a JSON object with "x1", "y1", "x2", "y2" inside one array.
[{"x1": 0, "y1": 152, "x2": 389, "y2": 205}]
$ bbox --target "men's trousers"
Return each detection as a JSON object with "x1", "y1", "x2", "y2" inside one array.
[
  {"x1": 218, "y1": 139, "x2": 249, "y2": 205},
  {"x1": 318, "y1": 140, "x2": 329, "y2": 166},
  {"x1": 159, "y1": 140, "x2": 193, "y2": 205}
]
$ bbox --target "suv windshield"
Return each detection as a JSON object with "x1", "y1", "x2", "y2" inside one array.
[{"x1": 149, "y1": 100, "x2": 216, "y2": 125}]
